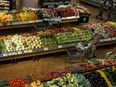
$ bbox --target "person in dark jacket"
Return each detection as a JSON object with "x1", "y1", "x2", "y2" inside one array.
[{"x1": 96, "y1": 0, "x2": 114, "y2": 20}]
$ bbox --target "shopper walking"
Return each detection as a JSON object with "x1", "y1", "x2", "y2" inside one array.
[
  {"x1": 89, "y1": 30, "x2": 103, "y2": 58},
  {"x1": 96, "y1": 0, "x2": 114, "y2": 20}
]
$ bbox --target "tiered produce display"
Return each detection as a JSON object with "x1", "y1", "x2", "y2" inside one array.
[
  {"x1": 43, "y1": 73, "x2": 91, "y2": 87},
  {"x1": 0, "y1": 9, "x2": 49, "y2": 23},
  {"x1": 0, "y1": 21, "x2": 116, "y2": 57},
  {"x1": 0, "y1": 6, "x2": 82, "y2": 23},
  {"x1": 53, "y1": 7, "x2": 79, "y2": 17},
  {"x1": 0, "y1": 28, "x2": 92, "y2": 53},
  {"x1": 54, "y1": 29, "x2": 92, "y2": 44},
  {"x1": 0, "y1": 4, "x2": 91, "y2": 23},
  {"x1": 104, "y1": 21, "x2": 116, "y2": 37},
  {"x1": 1, "y1": 58, "x2": 116, "y2": 87}
]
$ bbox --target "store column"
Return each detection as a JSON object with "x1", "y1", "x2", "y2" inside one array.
[
  {"x1": 16, "y1": 0, "x2": 23, "y2": 11},
  {"x1": 22, "y1": 0, "x2": 39, "y2": 8}
]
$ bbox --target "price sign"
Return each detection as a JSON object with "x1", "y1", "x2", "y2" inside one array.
[
  {"x1": 58, "y1": 45, "x2": 63, "y2": 48},
  {"x1": 12, "y1": 52, "x2": 17, "y2": 55},
  {"x1": 3, "y1": 53, "x2": 8, "y2": 56},
  {"x1": 24, "y1": 50, "x2": 29, "y2": 53},
  {"x1": 36, "y1": 20, "x2": 42, "y2": 23},
  {"x1": 100, "y1": 39, "x2": 104, "y2": 42},
  {"x1": 67, "y1": 16, "x2": 75, "y2": 19},
  {"x1": 104, "y1": 39, "x2": 108, "y2": 41},
  {"x1": 28, "y1": 50, "x2": 33, "y2": 53},
  {"x1": 44, "y1": 47, "x2": 48, "y2": 51},
  {"x1": 8, "y1": 52, "x2": 14, "y2": 56},
  {"x1": 29, "y1": 21, "x2": 35, "y2": 23},
  {"x1": 108, "y1": 38, "x2": 111, "y2": 41},
  {"x1": 7, "y1": 23, "x2": 11, "y2": 26},
  {"x1": 112, "y1": 37, "x2": 116, "y2": 40},
  {"x1": 18, "y1": 51, "x2": 22, "y2": 54}
]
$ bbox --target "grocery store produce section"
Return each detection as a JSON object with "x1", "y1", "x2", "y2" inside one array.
[{"x1": 1, "y1": 1, "x2": 116, "y2": 87}]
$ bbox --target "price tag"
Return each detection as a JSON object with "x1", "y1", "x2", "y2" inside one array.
[
  {"x1": 3, "y1": 53, "x2": 8, "y2": 56},
  {"x1": 7, "y1": 23, "x2": 11, "y2": 26},
  {"x1": 28, "y1": 50, "x2": 33, "y2": 53},
  {"x1": 108, "y1": 38, "x2": 111, "y2": 41},
  {"x1": 12, "y1": 52, "x2": 17, "y2": 55},
  {"x1": 12, "y1": 22, "x2": 21, "y2": 25},
  {"x1": 17, "y1": 51, "x2": 22, "y2": 54},
  {"x1": 58, "y1": 45, "x2": 63, "y2": 48},
  {"x1": 24, "y1": 50, "x2": 29, "y2": 53},
  {"x1": 104, "y1": 39, "x2": 107, "y2": 41},
  {"x1": 44, "y1": 47, "x2": 48, "y2": 51},
  {"x1": 36, "y1": 20, "x2": 42, "y2": 23},
  {"x1": 67, "y1": 16, "x2": 75, "y2": 19},
  {"x1": 100, "y1": 39, "x2": 104, "y2": 42},
  {"x1": 8, "y1": 52, "x2": 13, "y2": 56},
  {"x1": 112, "y1": 37, "x2": 116, "y2": 40},
  {"x1": 29, "y1": 21, "x2": 35, "y2": 23}
]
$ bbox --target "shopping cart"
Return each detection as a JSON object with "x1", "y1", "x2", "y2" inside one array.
[{"x1": 67, "y1": 42, "x2": 93, "y2": 63}]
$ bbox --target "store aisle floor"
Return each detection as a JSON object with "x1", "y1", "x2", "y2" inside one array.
[{"x1": 0, "y1": 45, "x2": 116, "y2": 81}]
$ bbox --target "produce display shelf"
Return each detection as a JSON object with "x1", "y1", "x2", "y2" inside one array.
[
  {"x1": 79, "y1": 64, "x2": 116, "y2": 74},
  {"x1": 0, "y1": 37, "x2": 116, "y2": 61},
  {"x1": 0, "y1": 16, "x2": 79, "y2": 30}
]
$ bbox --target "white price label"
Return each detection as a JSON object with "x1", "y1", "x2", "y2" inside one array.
[
  {"x1": 36, "y1": 20, "x2": 42, "y2": 22},
  {"x1": 18, "y1": 51, "x2": 22, "y2": 54},
  {"x1": 104, "y1": 39, "x2": 108, "y2": 41},
  {"x1": 24, "y1": 50, "x2": 29, "y2": 53},
  {"x1": 108, "y1": 38, "x2": 111, "y2": 41},
  {"x1": 12, "y1": 22, "x2": 20, "y2": 25},
  {"x1": 8, "y1": 52, "x2": 13, "y2": 56},
  {"x1": 58, "y1": 45, "x2": 63, "y2": 48},
  {"x1": 7, "y1": 23, "x2": 11, "y2": 26},
  {"x1": 3, "y1": 53, "x2": 8, "y2": 56},
  {"x1": 44, "y1": 47, "x2": 48, "y2": 51},
  {"x1": 29, "y1": 21, "x2": 35, "y2": 23},
  {"x1": 28, "y1": 50, "x2": 33, "y2": 53},
  {"x1": 100, "y1": 39, "x2": 104, "y2": 42},
  {"x1": 67, "y1": 16, "x2": 75, "y2": 19},
  {"x1": 12, "y1": 52, "x2": 17, "y2": 55},
  {"x1": 112, "y1": 37, "x2": 116, "y2": 40}
]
